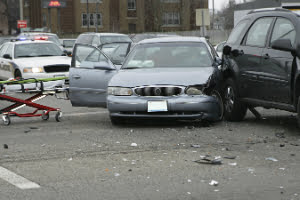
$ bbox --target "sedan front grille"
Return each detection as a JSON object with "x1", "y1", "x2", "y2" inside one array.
[
  {"x1": 135, "y1": 86, "x2": 183, "y2": 96},
  {"x1": 44, "y1": 65, "x2": 70, "y2": 73}
]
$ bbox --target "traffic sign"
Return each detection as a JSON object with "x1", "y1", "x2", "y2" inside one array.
[{"x1": 17, "y1": 20, "x2": 27, "y2": 29}]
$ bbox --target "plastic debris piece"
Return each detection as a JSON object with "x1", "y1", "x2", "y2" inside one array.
[
  {"x1": 122, "y1": 158, "x2": 128, "y2": 162},
  {"x1": 248, "y1": 168, "x2": 255, "y2": 173},
  {"x1": 187, "y1": 192, "x2": 191, "y2": 195},
  {"x1": 187, "y1": 179, "x2": 192, "y2": 183},
  {"x1": 191, "y1": 144, "x2": 201, "y2": 148},
  {"x1": 41, "y1": 144, "x2": 46, "y2": 147},
  {"x1": 209, "y1": 180, "x2": 219, "y2": 186},
  {"x1": 114, "y1": 173, "x2": 120, "y2": 177},
  {"x1": 275, "y1": 132, "x2": 285, "y2": 138},
  {"x1": 68, "y1": 157, "x2": 73, "y2": 161},
  {"x1": 214, "y1": 190, "x2": 219, "y2": 192},
  {"x1": 265, "y1": 157, "x2": 278, "y2": 162},
  {"x1": 279, "y1": 168, "x2": 285, "y2": 170},
  {"x1": 194, "y1": 156, "x2": 222, "y2": 165},
  {"x1": 224, "y1": 156, "x2": 236, "y2": 159},
  {"x1": 3, "y1": 144, "x2": 8, "y2": 149},
  {"x1": 229, "y1": 162, "x2": 237, "y2": 166},
  {"x1": 280, "y1": 144, "x2": 285, "y2": 147},
  {"x1": 116, "y1": 141, "x2": 120, "y2": 144},
  {"x1": 131, "y1": 143, "x2": 138, "y2": 147}
]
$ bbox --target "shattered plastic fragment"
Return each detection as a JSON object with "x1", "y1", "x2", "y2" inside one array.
[
  {"x1": 209, "y1": 180, "x2": 219, "y2": 186},
  {"x1": 188, "y1": 179, "x2": 192, "y2": 183},
  {"x1": 131, "y1": 143, "x2": 138, "y2": 147},
  {"x1": 68, "y1": 157, "x2": 73, "y2": 161},
  {"x1": 191, "y1": 144, "x2": 201, "y2": 148},
  {"x1": 224, "y1": 156, "x2": 236, "y2": 159},
  {"x1": 187, "y1": 192, "x2": 191, "y2": 195},
  {"x1": 248, "y1": 168, "x2": 255, "y2": 173},
  {"x1": 114, "y1": 173, "x2": 120, "y2": 177},
  {"x1": 265, "y1": 157, "x2": 278, "y2": 162},
  {"x1": 229, "y1": 162, "x2": 237, "y2": 166}
]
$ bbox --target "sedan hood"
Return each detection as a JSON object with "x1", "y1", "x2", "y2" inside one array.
[
  {"x1": 109, "y1": 67, "x2": 214, "y2": 87},
  {"x1": 14, "y1": 56, "x2": 71, "y2": 67}
]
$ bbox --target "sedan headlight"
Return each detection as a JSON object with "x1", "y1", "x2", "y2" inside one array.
[
  {"x1": 185, "y1": 86, "x2": 203, "y2": 95},
  {"x1": 108, "y1": 87, "x2": 133, "y2": 96},
  {"x1": 23, "y1": 67, "x2": 44, "y2": 73}
]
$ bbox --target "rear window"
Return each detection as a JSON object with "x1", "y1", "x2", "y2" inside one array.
[
  {"x1": 100, "y1": 36, "x2": 132, "y2": 44},
  {"x1": 76, "y1": 34, "x2": 94, "y2": 44}
]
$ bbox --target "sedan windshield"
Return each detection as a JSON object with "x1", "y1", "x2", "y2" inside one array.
[
  {"x1": 122, "y1": 42, "x2": 212, "y2": 69},
  {"x1": 14, "y1": 43, "x2": 63, "y2": 58}
]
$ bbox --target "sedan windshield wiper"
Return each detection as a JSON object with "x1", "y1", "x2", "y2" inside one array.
[
  {"x1": 38, "y1": 55, "x2": 58, "y2": 57},
  {"x1": 122, "y1": 67, "x2": 142, "y2": 70}
]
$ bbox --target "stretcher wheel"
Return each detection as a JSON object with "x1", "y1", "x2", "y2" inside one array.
[
  {"x1": 2, "y1": 115, "x2": 11, "y2": 126},
  {"x1": 42, "y1": 111, "x2": 50, "y2": 121},
  {"x1": 55, "y1": 111, "x2": 62, "y2": 122}
]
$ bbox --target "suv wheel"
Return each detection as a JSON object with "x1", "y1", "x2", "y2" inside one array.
[{"x1": 223, "y1": 78, "x2": 247, "y2": 121}]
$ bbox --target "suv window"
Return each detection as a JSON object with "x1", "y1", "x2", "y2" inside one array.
[
  {"x1": 227, "y1": 20, "x2": 249, "y2": 44},
  {"x1": 245, "y1": 17, "x2": 273, "y2": 47},
  {"x1": 270, "y1": 18, "x2": 296, "y2": 46},
  {"x1": 76, "y1": 34, "x2": 94, "y2": 45}
]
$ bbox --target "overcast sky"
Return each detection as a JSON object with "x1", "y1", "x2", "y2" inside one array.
[{"x1": 209, "y1": 0, "x2": 244, "y2": 11}]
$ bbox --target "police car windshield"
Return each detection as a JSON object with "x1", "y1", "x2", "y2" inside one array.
[{"x1": 15, "y1": 43, "x2": 63, "y2": 58}]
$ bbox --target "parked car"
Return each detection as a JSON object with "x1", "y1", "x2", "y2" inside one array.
[
  {"x1": 75, "y1": 32, "x2": 132, "y2": 47},
  {"x1": 214, "y1": 41, "x2": 226, "y2": 57},
  {"x1": 221, "y1": 8, "x2": 300, "y2": 126},
  {"x1": 0, "y1": 40, "x2": 71, "y2": 80},
  {"x1": 69, "y1": 37, "x2": 223, "y2": 124},
  {"x1": 61, "y1": 38, "x2": 76, "y2": 52},
  {"x1": 17, "y1": 32, "x2": 63, "y2": 50}
]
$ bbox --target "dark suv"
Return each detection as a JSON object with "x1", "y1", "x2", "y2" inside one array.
[{"x1": 221, "y1": 8, "x2": 300, "y2": 126}]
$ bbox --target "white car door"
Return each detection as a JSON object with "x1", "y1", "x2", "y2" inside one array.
[{"x1": 0, "y1": 43, "x2": 13, "y2": 80}]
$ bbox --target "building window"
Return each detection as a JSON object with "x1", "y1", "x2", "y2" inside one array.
[
  {"x1": 42, "y1": 13, "x2": 47, "y2": 27},
  {"x1": 128, "y1": 0, "x2": 136, "y2": 10},
  {"x1": 163, "y1": 12, "x2": 180, "y2": 25},
  {"x1": 80, "y1": 0, "x2": 103, "y2": 3},
  {"x1": 128, "y1": 23, "x2": 136, "y2": 32},
  {"x1": 160, "y1": 0, "x2": 180, "y2": 3},
  {"x1": 82, "y1": 13, "x2": 102, "y2": 27}
]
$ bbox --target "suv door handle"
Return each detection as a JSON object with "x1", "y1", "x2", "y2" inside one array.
[
  {"x1": 72, "y1": 75, "x2": 81, "y2": 79},
  {"x1": 263, "y1": 54, "x2": 270, "y2": 59}
]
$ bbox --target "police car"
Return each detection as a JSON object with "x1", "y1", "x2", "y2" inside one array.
[{"x1": 0, "y1": 40, "x2": 71, "y2": 80}]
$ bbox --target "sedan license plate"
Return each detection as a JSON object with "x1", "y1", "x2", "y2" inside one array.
[{"x1": 148, "y1": 101, "x2": 168, "y2": 112}]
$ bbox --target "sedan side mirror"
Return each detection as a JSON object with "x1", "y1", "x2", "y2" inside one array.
[
  {"x1": 3, "y1": 54, "x2": 12, "y2": 59},
  {"x1": 271, "y1": 39, "x2": 294, "y2": 52}
]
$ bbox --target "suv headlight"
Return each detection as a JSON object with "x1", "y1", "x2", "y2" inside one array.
[
  {"x1": 185, "y1": 86, "x2": 203, "y2": 95},
  {"x1": 23, "y1": 67, "x2": 44, "y2": 73},
  {"x1": 108, "y1": 87, "x2": 133, "y2": 96}
]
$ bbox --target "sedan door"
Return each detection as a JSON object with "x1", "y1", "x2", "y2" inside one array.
[{"x1": 69, "y1": 44, "x2": 118, "y2": 107}]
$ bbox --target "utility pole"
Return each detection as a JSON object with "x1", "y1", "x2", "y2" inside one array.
[
  {"x1": 86, "y1": 0, "x2": 89, "y2": 31},
  {"x1": 20, "y1": 0, "x2": 23, "y2": 20}
]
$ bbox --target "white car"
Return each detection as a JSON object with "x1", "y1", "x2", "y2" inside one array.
[
  {"x1": 0, "y1": 40, "x2": 71, "y2": 80},
  {"x1": 214, "y1": 41, "x2": 226, "y2": 58}
]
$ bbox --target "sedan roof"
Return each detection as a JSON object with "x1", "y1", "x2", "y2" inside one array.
[{"x1": 138, "y1": 36, "x2": 207, "y2": 44}]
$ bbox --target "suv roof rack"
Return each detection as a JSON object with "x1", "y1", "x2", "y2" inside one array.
[{"x1": 248, "y1": 8, "x2": 292, "y2": 15}]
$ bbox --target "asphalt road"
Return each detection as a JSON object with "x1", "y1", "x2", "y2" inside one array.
[{"x1": 0, "y1": 95, "x2": 300, "y2": 200}]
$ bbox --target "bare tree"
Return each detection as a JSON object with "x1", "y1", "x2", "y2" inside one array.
[{"x1": 219, "y1": 0, "x2": 236, "y2": 30}]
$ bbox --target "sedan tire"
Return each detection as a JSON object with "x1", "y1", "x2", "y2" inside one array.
[
  {"x1": 14, "y1": 70, "x2": 22, "y2": 79},
  {"x1": 223, "y1": 78, "x2": 247, "y2": 121}
]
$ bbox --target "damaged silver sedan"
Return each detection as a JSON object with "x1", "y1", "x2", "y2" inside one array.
[{"x1": 69, "y1": 37, "x2": 223, "y2": 124}]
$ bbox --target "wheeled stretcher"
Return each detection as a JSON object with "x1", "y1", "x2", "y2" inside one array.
[{"x1": 0, "y1": 77, "x2": 68, "y2": 126}]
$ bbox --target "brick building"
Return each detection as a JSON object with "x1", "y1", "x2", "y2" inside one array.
[{"x1": 23, "y1": 0, "x2": 209, "y2": 34}]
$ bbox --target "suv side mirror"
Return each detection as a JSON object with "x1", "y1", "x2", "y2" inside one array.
[
  {"x1": 271, "y1": 39, "x2": 294, "y2": 52},
  {"x1": 223, "y1": 45, "x2": 232, "y2": 56},
  {"x1": 3, "y1": 54, "x2": 12, "y2": 59}
]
